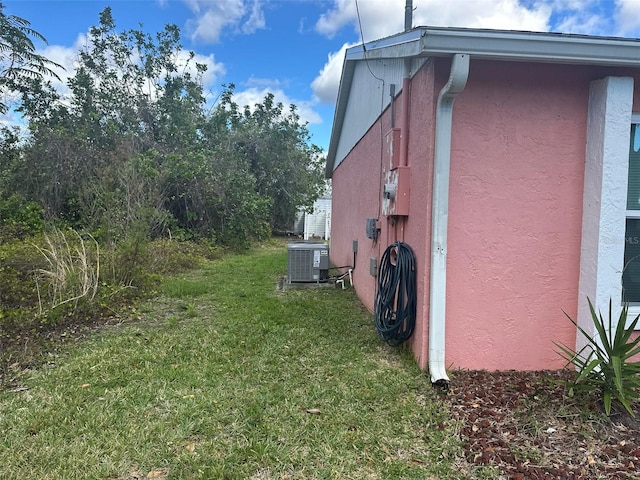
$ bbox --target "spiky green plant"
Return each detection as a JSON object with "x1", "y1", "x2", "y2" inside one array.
[{"x1": 556, "y1": 298, "x2": 640, "y2": 417}]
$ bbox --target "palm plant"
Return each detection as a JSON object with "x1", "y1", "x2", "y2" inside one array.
[
  {"x1": 0, "y1": 1, "x2": 62, "y2": 113},
  {"x1": 556, "y1": 298, "x2": 640, "y2": 417}
]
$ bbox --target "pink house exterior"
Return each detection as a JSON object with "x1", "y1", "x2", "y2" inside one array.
[{"x1": 325, "y1": 27, "x2": 640, "y2": 383}]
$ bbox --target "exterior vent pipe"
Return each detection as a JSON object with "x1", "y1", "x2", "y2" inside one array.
[
  {"x1": 429, "y1": 53, "x2": 469, "y2": 385},
  {"x1": 404, "y1": 0, "x2": 413, "y2": 32}
]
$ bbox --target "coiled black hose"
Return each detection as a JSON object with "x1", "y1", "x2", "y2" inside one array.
[{"x1": 374, "y1": 242, "x2": 416, "y2": 346}]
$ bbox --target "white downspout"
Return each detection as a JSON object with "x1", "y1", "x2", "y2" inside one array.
[{"x1": 429, "y1": 53, "x2": 470, "y2": 385}]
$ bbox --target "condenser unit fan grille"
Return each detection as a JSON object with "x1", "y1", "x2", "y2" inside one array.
[{"x1": 287, "y1": 242, "x2": 329, "y2": 283}]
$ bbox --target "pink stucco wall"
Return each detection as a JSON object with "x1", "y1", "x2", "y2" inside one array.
[
  {"x1": 331, "y1": 57, "x2": 640, "y2": 371},
  {"x1": 445, "y1": 60, "x2": 587, "y2": 370},
  {"x1": 330, "y1": 60, "x2": 437, "y2": 370}
]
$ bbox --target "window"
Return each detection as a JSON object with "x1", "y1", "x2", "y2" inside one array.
[
  {"x1": 623, "y1": 122, "x2": 640, "y2": 305},
  {"x1": 624, "y1": 122, "x2": 640, "y2": 305}
]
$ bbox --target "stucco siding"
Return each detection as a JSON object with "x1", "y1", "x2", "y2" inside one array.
[
  {"x1": 330, "y1": 112, "x2": 388, "y2": 313},
  {"x1": 445, "y1": 61, "x2": 591, "y2": 370},
  {"x1": 330, "y1": 60, "x2": 437, "y2": 369},
  {"x1": 331, "y1": 55, "x2": 640, "y2": 371}
]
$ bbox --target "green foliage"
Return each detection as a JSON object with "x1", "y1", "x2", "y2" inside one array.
[
  {"x1": 0, "y1": 193, "x2": 44, "y2": 240},
  {"x1": 556, "y1": 298, "x2": 640, "y2": 416},
  {"x1": 0, "y1": 237, "x2": 44, "y2": 309},
  {"x1": 2, "y1": 7, "x2": 323, "y2": 249},
  {"x1": 145, "y1": 239, "x2": 218, "y2": 274},
  {"x1": 212, "y1": 86, "x2": 325, "y2": 231},
  {"x1": 0, "y1": 126, "x2": 21, "y2": 196},
  {"x1": 82, "y1": 149, "x2": 171, "y2": 244},
  {"x1": 0, "y1": 1, "x2": 62, "y2": 113}
]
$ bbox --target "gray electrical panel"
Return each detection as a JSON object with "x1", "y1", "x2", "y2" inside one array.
[
  {"x1": 366, "y1": 218, "x2": 379, "y2": 239},
  {"x1": 287, "y1": 242, "x2": 329, "y2": 283}
]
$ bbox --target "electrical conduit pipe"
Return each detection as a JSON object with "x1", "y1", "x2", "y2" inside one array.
[{"x1": 428, "y1": 53, "x2": 469, "y2": 385}]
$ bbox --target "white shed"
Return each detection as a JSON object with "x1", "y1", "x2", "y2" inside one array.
[{"x1": 297, "y1": 194, "x2": 331, "y2": 240}]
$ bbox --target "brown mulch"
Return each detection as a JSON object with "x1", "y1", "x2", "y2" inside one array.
[{"x1": 444, "y1": 369, "x2": 640, "y2": 479}]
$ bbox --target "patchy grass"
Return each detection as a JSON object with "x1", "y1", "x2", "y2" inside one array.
[{"x1": 0, "y1": 243, "x2": 464, "y2": 479}]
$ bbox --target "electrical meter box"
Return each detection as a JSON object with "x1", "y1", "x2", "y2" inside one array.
[{"x1": 287, "y1": 242, "x2": 329, "y2": 283}]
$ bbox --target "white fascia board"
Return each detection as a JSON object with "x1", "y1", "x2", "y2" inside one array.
[
  {"x1": 345, "y1": 29, "x2": 424, "y2": 61},
  {"x1": 419, "y1": 27, "x2": 640, "y2": 66},
  {"x1": 345, "y1": 27, "x2": 640, "y2": 66},
  {"x1": 325, "y1": 59, "x2": 355, "y2": 178}
]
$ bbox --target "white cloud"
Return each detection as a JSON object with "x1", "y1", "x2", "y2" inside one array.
[
  {"x1": 316, "y1": 0, "x2": 551, "y2": 40},
  {"x1": 39, "y1": 34, "x2": 86, "y2": 98},
  {"x1": 242, "y1": 0, "x2": 266, "y2": 34},
  {"x1": 311, "y1": 42, "x2": 355, "y2": 105},
  {"x1": 413, "y1": 0, "x2": 550, "y2": 31},
  {"x1": 615, "y1": 0, "x2": 640, "y2": 35},
  {"x1": 232, "y1": 86, "x2": 322, "y2": 126},
  {"x1": 536, "y1": 0, "x2": 611, "y2": 35},
  {"x1": 184, "y1": 0, "x2": 266, "y2": 43},
  {"x1": 554, "y1": 11, "x2": 607, "y2": 35},
  {"x1": 311, "y1": 1, "x2": 555, "y2": 107},
  {"x1": 316, "y1": 0, "x2": 356, "y2": 38},
  {"x1": 173, "y1": 50, "x2": 226, "y2": 93}
]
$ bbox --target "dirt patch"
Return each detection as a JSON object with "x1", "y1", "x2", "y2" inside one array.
[
  {"x1": 0, "y1": 311, "x2": 127, "y2": 388},
  {"x1": 443, "y1": 369, "x2": 640, "y2": 479}
]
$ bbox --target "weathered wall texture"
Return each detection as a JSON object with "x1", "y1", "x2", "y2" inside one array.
[{"x1": 330, "y1": 57, "x2": 640, "y2": 371}]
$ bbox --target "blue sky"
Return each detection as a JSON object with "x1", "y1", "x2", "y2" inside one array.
[{"x1": 3, "y1": 0, "x2": 639, "y2": 151}]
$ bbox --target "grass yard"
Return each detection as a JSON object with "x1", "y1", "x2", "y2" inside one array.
[{"x1": 0, "y1": 242, "x2": 464, "y2": 479}]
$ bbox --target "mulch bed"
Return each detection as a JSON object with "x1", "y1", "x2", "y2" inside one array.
[{"x1": 444, "y1": 369, "x2": 640, "y2": 479}]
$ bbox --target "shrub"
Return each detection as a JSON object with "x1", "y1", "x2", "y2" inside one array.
[
  {"x1": 0, "y1": 194, "x2": 44, "y2": 240},
  {"x1": 556, "y1": 298, "x2": 640, "y2": 417},
  {"x1": 0, "y1": 238, "x2": 45, "y2": 309}
]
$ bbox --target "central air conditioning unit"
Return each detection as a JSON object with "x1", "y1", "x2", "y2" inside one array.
[{"x1": 287, "y1": 242, "x2": 329, "y2": 283}]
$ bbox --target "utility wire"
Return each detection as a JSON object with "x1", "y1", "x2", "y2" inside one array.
[
  {"x1": 355, "y1": 0, "x2": 384, "y2": 82},
  {"x1": 354, "y1": 0, "x2": 386, "y2": 221}
]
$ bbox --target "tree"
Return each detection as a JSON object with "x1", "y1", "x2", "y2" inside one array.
[
  {"x1": 210, "y1": 87, "x2": 325, "y2": 231},
  {"x1": 0, "y1": 1, "x2": 61, "y2": 113},
  {"x1": 16, "y1": 7, "x2": 207, "y2": 231},
  {"x1": 7, "y1": 8, "x2": 323, "y2": 247}
]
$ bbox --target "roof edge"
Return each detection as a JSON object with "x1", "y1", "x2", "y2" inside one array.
[{"x1": 325, "y1": 26, "x2": 640, "y2": 177}]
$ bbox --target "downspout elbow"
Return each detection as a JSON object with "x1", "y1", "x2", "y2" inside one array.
[{"x1": 429, "y1": 53, "x2": 469, "y2": 385}]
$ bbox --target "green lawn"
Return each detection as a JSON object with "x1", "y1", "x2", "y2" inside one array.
[{"x1": 0, "y1": 243, "x2": 465, "y2": 479}]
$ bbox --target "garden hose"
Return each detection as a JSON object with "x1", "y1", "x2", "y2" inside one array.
[{"x1": 374, "y1": 242, "x2": 416, "y2": 346}]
